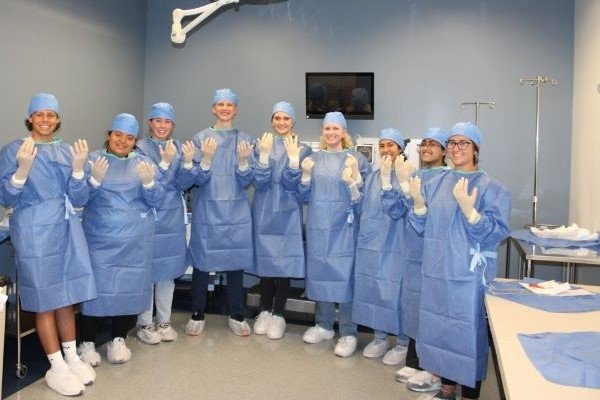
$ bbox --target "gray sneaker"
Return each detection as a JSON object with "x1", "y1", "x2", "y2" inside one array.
[{"x1": 136, "y1": 324, "x2": 161, "y2": 345}]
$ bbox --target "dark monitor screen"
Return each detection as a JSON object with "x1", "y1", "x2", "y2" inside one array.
[{"x1": 305, "y1": 72, "x2": 374, "y2": 120}]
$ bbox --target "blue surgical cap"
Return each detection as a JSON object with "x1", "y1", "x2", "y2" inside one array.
[
  {"x1": 28, "y1": 93, "x2": 60, "y2": 116},
  {"x1": 110, "y1": 113, "x2": 139, "y2": 138},
  {"x1": 450, "y1": 122, "x2": 481, "y2": 147},
  {"x1": 323, "y1": 111, "x2": 347, "y2": 130},
  {"x1": 149, "y1": 102, "x2": 175, "y2": 122},
  {"x1": 212, "y1": 88, "x2": 239, "y2": 106},
  {"x1": 379, "y1": 127, "x2": 405, "y2": 149},
  {"x1": 422, "y1": 127, "x2": 449, "y2": 148},
  {"x1": 272, "y1": 101, "x2": 295, "y2": 124}
]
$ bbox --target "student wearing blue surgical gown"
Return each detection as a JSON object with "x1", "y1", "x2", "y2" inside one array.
[
  {"x1": 248, "y1": 101, "x2": 312, "y2": 340},
  {"x1": 386, "y1": 128, "x2": 450, "y2": 391},
  {"x1": 299, "y1": 112, "x2": 371, "y2": 358},
  {"x1": 134, "y1": 103, "x2": 196, "y2": 345},
  {"x1": 353, "y1": 127, "x2": 412, "y2": 365},
  {"x1": 0, "y1": 93, "x2": 96, "y2": 396},
  {"x1": 181, "y1": 88, "x2": 255, "y2": 337},
  {"x1": 407, "y1": 122, "x2": 510, "y2": 400},
  {"x1": 78, "y1": 113, "x2": 165, "y2": 367}
]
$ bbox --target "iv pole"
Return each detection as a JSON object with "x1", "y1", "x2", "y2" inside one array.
[
  {"x1": 519, "y1": 75, "x2": 557, "y2": 227},
  {"x1": 459, "y1": 101, "x2": 496, "y2": 125}
]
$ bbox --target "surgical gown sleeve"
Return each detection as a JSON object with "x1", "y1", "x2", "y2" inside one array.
[
  {"x1": 0, "y1": 144, "x2": 23, "y2": 206},
  {"x1": 67, "y1": 173, "x2": 89, "y2": 207},
  {"x1": 463, "y1": 181, "x2": 511, "y2": 247},
  {"x1": 253, "y1": 157, "x2": 272, "y2": 192},
  {"x1": 282, "y1": 145, "x2": 313, "y2": 192},
  {"x1": 140, "y1": 164, "x2": 166, "y2": 208}
]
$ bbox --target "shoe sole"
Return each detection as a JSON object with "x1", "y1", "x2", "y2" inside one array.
[{"x1": 407, "y1": 384, "x2": 442, "y2": 392}]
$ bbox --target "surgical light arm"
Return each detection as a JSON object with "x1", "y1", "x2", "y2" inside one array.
[{"x1": 171, "y1": 0, "x2": 240, "y2": 44}]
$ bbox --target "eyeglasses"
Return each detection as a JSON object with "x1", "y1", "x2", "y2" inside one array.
[
  {"x1": 418, "y1": 140, "x2": 441, "y2": 149},
  {"x1": 447, "y1": 140, "x2": 472, "y2": 150}
]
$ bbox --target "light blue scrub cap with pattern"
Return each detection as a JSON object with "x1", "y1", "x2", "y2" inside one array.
[
  {"x1": 28, "y1": 93, "x2": 60, "y2": 116},
  {"x1": 422, "y1": 127, "x2": 449, "y2": 148},
  {"x1": 450, "y1": 122, "x2": 481, "y2": 147},
  {"x1": 110, "y1": 113, "x2": 139, "y2": 138},
  {"x1": 323, "y1": 111, "x2": 347, "y2": 130},
  {"x1": 212, "y1": 88, "x2": 239, "y2": 106},
  {"x1": 272, "y1": 101, "x2": 295, "y2": 124},
  {"x1": 149, "y1": 102, "x2": 175, "y2": 121},
  {"x1": 379, "y1": 127, "x2": 405, "y2": 149}
]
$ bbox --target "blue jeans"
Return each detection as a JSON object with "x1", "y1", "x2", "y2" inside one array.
[
  {"x1": 137, "y1": 279, "x2": 176, "y2": 326},
  {"x1": 374, "y1": 329, "x2": 410, "y2": 346},
  {"x1": 315, "y1": 301, "x2": 357, "y2": 337}
]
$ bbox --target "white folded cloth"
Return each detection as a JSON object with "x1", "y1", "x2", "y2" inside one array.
[{"x1": 530, "y1": 223, "x2": 598, "y2": 241}]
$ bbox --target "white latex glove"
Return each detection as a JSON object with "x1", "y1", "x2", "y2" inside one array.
[
  {"x1": 258, "y1": 132, "x2": 273, "y2": 166},
  {"x1": 181, "y1": 140, "x2": 196, "y2": 168},
  {"x1": 301, "y1": 157, "x2": 314, "y2": 184},
  {"x1": 452, "y1": 177, "x2": 480, "y2": 224},
  {"x1": 200, "y1": 137, "x2": 217, "y2": 170},
  {"x1": 137, "y1": 161, "x2": 155, "y2": 188},
  {"x1": 342, "y1": 166, "x2": 360, "y2": 201},
  {"x1": 70, "y1": 139, "x2": 88, "y2": 176},
  {"x1": 345, "y1": 154, "x2": 362, "y2": 187},
  {"x1": 380, "y1": 155, "x2": 392, "y2": 190},
  {"x1": 394, "y1": 155, "x2": 414, "y2": 184},
  {"x1": 237, "y1": 140, "x2": 253, "y2": 171},
  {"x1": 13, "y1": 137, "x2": 38, "y2": 183},
  {"x1": 159, "y1": 139, "x2": 176, "y2": 166},
  {"x1": 90, "y1": 156, "x2": 109, "y2": 186},
  {"x1": 408, "y1": 176, "x2": 427, "y2": 215},
  {"x1": 284, "y1": 135, "x2": 300, "y2": 169}
]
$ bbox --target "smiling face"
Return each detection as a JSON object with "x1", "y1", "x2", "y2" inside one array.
[
  {"x1": 447, "y1": 134, "x2": 477, "y2": 171},
  {"x1": 28, "y1": 110, "x2": 59, "y2": 142},
  {"x1": 148, "y1": 118, "x2": 174, "y2": 140},
  {"x1": 419, "y1": 139, "x2": 446, "y2": 167},
  {"x1": 379, "y1": 139, "x2": 402, "y2": 162},
  {"x1": 271, "y1": 111, "x2": 293, "y2": 136},
  {"x1": 211, "y1": 100, "x2": 237, "y2": 127},
  {"x1": 321, "y1": 122, "x2": 345, "y2": 151},
  {"x1": 107, "y1": 131, "x2": 136, "y2": 157}
]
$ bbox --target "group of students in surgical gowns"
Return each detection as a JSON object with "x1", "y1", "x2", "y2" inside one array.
[{"x1": 0, "y1": 90, "x2": 510, "y2": 400}]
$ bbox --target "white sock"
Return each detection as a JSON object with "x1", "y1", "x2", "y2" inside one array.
[
  {"x1": 47, "y1": 350, "x2": 68, "y2": 370},
  {"x1": 62, "y1": 340, "x2": 80, "y2": 364}
]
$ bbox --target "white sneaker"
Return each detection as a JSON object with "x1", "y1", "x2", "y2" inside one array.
[
  {"x1": 253, "y1": 310, "x2": 272, "y2": 335},
  {"x1": 228, "y1": 317, "x2": 251, "y2": 336},
  {"x1": 77, "y1": 341, "x2": 101, "y2": 367},
  {"x1": 362, "y1": 338, "x2": 389, "y2": 358},
  {"x1": 184, "y1": 319, "x2": 205, "y2": 336},
  {"x1": 302, "y1": 325, "x2": 335, "y2": 344},
  {"x1": 334, "y1": 335, "x2": 358, "y2": 357},
  {"x1": 157, "y1": 322, "x2": 178, "y2": 341},
  {"x1": 136, "y1": 324, "x2": 161, "y2": 345},
  {"x1": 106, "y1": 337, "x2": 132, "y2": 364},
  {"x1": 68, "y1": 357, "x2": 96, "y2": 385},
  {"x1": 407, "y1": 370, "x2": 442, "y2": 392},
  {"x1": 383, "y1": 343, "x2": 408, "y2": 365},
  {"x1": 45, "y1": 365, "x2": 85, "y2": 396},
  {"x1": 395, "y1": 366, "x2": 420, "y2": 382},
  {"x1": 266, "y1": 314, "x2": 286, "y2": 339}
]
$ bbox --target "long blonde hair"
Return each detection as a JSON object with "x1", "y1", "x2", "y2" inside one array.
[{"x1": 319, "y1": 130, "x2": 354, "y2": 150}]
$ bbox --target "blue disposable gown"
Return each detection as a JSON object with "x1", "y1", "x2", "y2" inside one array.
[
  {"x1": 298, "y1": 149, "x2": 371, "y2": 303},
  {"x1": 81, "y1": 150, "x2": 164, "y2": 316},
  {"x1": 382, "y1": 166, "x2": 449, "y2": 339},
  {"x1": 183, "y1": 127, "x2": 255, "y2": 271},
  {"x1": 411, "y1": 169, "x2": 510, "y2": 388},
  {"x1": 136, "y1": 138, "x2": 188, "y2": 281},
  {"x1": 0, "y1": 138, "x2": 96, "y2": 312},
  {"x1": 247, "y1": 137, "x2": 312, "y2": 278},
  {"x1": 352, "y1": 167, "x2": 406, "y2": 334}
]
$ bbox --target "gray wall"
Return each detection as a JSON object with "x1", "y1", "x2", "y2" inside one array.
[
  {"x1": 0, "y1": 0, "x2": 147, "y2": 151},
  {"x1": 145, "y1": 0, "x2": 574, "y2": 239}
]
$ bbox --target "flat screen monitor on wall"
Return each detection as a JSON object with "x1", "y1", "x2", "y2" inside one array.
[{"x1": 305, "y1": 72, "x2": 374, "y2": 120}]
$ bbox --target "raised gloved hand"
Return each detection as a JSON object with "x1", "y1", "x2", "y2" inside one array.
[
  {"x1": 345, "y1": 154, "x2": 362, "y2": 186},
  {"x1": 159, "y1": 139, "x2": 176, "y2": 166},
  {"x1": 70, "y1": 139, "x2": 88, "y2": 176},
  {"x1": 394, "y1": 155, "x2": 414, "y2": 184},
  {"x1": 181, "y1": 140, "x2": 196, "y2": 167},
  {"x1": 408, "y1": 176, "x2": 427, "y2": 215},
  {"x1": 13, "y1": 137, "x2": 38, "y2": 182},
  {"x1": 301, "y1": 157, "x2": 314, "y2": 183},
  {"x1": 284, "y1": 135, "x2": 300, "y2": 169},
  {"x1": 137, "y1": 161, "x2": 155, "y2": 187},
  {"x1": 452, "y1": 177, "x2": 480, "y2": 223},
  {"x1": 342, "y1": 166, "x2": 361, "y2": 201},
  {"x1": 258, "y1": 132, "x2": 273, "y2": 166},
  {"x1": 91, "y1": 156, "x2": 109, "y2": 186},
  {"x1": 380, "y1": 155, "x2": 393, "y2": 190},
  {"x1": 200, "y1": 137, "x2": 217, "y2": 170},
  {"x1": 237, "y1": 140, "x2": 253, "y2": 170}
]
